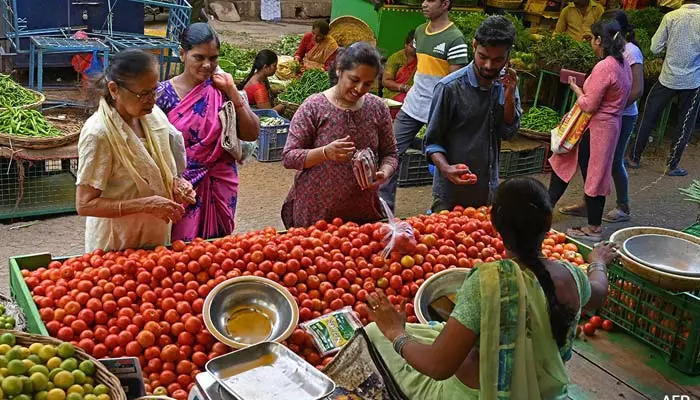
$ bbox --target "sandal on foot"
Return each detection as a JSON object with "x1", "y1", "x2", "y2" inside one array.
[
  {"x1": 566, "y1": 226, "x2": 603, "y2": 242},
  {"x1": 665, "y1": 167, "x2": 688, "y2": 176},
  {"x1": 602, "y1": 208, "x2": 630, "y2": 223},
  {"x1": 558, "y1": 203, "x2": 587, "y2": 217}
]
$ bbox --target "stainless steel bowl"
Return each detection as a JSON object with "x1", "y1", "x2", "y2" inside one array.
[
  {"x1": 414, "y1": 268, "x2": 469, "y2": 324},
  {"x1": 623, "y1": 234, "x2": 700, "y2": 277},
  {"x1": 203, "y1": 276, "x2": 299, "y2": 349}
]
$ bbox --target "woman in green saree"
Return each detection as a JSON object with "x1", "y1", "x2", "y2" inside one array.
[{"x1": 366, "y1": 177, "x2": 617, "y2": 399}]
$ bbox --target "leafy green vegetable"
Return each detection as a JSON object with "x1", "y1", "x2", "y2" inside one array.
[
  {"x1": 451, "y1": 12, "x2": 488, "y2": 60},
  {"x1": 627, "y1": 7, "x2": 664, "y2": 38},
  {"x1": 269, "y1": 34, "x2": 304, "y2": 57},
  {"x1": 219, "y1": 43, "x2": 257, "y2": 74},
  {"x1": 531, "y1": 34, "x2": 597, "y2": 73}
]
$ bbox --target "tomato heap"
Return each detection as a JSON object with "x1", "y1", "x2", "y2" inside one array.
[{"x1": 22, "y1": 206, "x2": 588, "y2": 398}]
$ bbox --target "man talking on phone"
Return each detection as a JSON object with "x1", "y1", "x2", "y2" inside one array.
[{"x1": 424, "y1": 16, "x2": 521, "y2": 212}]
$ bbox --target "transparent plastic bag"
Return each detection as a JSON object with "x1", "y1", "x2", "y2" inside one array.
[
  {"x1": 352, "y1": 148, "x2": 377, "y2": 190},
  {"x1": 300, "y1": 307, "x2": 363, "y2": 356},
  {"x1": 239, "y1": 140, "x2": 258, "y2": 165},
  {"x1": 379, "y1": 198, "x2": 417, "y2": 259}
]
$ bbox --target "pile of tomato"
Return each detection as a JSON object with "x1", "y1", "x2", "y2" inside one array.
[{"x1": 21, "y1": 206, "x2": 588, "y2": 398}]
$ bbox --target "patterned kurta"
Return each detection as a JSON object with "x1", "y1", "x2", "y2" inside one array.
[{"x1": 281, "y1": 93, "x2": 399, "y2": 228}]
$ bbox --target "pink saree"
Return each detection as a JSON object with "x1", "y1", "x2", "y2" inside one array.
[{"x1": 159, "y1": 79, "x2": 238, "y2": 241}]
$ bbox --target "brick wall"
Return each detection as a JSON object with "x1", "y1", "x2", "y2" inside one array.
[{"x1": 230, "y1": 0, "x2": 332, "y2": 19}]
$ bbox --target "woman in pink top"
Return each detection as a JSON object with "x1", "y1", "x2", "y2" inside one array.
[{"x1": 548, "y1": 19, "x2": 632, "y2": 242}]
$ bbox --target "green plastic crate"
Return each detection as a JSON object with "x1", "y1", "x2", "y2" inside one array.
[
  {"x1": 499, "y1": 145, "x2": 546, "y2": 179},
  {"x1": 9, "y1": 253, "x2": 58, "y2": 335},
  {"x1": 597, "y1": 224, "x2": 700, "y2": 375}
]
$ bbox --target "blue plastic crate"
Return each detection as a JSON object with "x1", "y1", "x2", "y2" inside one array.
[{"x1": 253, "y1": 109, "x2": 290, "y2": 162}]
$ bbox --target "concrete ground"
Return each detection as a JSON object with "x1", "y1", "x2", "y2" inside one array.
[{"x1": 1, "y1": 19, "x2": 699, "y2": 298}]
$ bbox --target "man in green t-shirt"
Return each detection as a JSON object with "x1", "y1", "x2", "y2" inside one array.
[{"x1": 380, "y1": 0, "x2": 469, "y2": 212}]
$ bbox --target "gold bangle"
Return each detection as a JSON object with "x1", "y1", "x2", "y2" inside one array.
[
  {"x1": 118, "y1": 201, "x2": 122, "y2": 217},
  {"x1": 321, "y1": 145, "x2": 329, "y2": 160}
]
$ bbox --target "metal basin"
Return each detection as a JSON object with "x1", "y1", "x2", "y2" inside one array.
[
  {"x1": 414, "y1": 268, "x2": 470, "y2": 324},
  {"x1": 623, "y1": 234, "x2": 700, "y2": 277},
  {"x1": 203, "y1": 276, "x2": 299, "y2": 349}
]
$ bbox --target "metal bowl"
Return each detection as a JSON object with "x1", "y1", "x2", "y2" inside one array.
[
  {"x1": 414, "y1": 268, "x2": 470, "y2": 324},
  {"x1": 203, "y1": 276, "x2": 299, "y2": 349},
  {"x1": 623, "y1": 234, "x2": 700, "y2": 277}
]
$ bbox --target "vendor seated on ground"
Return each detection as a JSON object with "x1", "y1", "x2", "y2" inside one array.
[
  {"x1": 382, "y1": 30, "x2": 417, "y2": 104},
  {"x1": 365, "y1": 177, "x2": 615, "y2": 400},
  {"x1": 239, "y1": 49, "x2": 285, "y2": 114},
  {"x1": 281, "y1": 42, "x2": 398, "y2": 228},
  {"x1": 555, "y1": 0, "x2": 605, "y2": 41},
  {"x1": 76, "y1": 49, "x2": 196, "y2": 253},
  {"x1": 294, "y1": 20, "x2": 339, "y2": 71}
]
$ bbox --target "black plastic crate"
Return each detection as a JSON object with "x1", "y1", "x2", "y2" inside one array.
[
  {"x1": 499, "y1": 145, "x2": 546, "y2": 179},
  {"x1": 398, "y1": 149, "x2": 433, "y2": 188}
]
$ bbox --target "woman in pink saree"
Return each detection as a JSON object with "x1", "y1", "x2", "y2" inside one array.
[{"x1": 157, "y1": 23, "x2": 260, "y2": 241}]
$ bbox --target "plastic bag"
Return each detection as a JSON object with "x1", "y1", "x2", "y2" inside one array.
[
  {"x1": 239, "y1": 140, "x2": 258, "y2": 165},
  {"x1": 300, "y1": 307, "x2": 363, "y2": 356},
  {"x1": 550, "y1": 103, "x2": 592, "y2": 154},
  {"x1": 379, "y1": 198, "x2": 417, "y2": 259},
  {"x1": 352, "y1": 148, "x2": 377, "y2": 190}
]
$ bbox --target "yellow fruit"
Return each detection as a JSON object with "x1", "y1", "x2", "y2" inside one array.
[
  {"x1": 56, "y1": 343, "x2": 75, "y2": 359},
  {"x1": 82, "y1": 384, "x2": 94, "y2": 394},
  {"x1": 53, "y1": 370, "x2": 74, "y2": 389},
  {"x1": 30, "y1": 372, "x2": 50, "y2": 391},
  {"x1": 0, "y1": 333, "x2": 16, "y2": 346},
  {"x1": 400, "y1": 255, "x2": 415, "y2": 268},
  {"x1": 84, "y1": 395, "x2": 97, "y2": 400},
  {"x1": 8, "y1": 359, "x2": 27, "y2": 375},
  {"x1": 23, "y1": 359, "x2": 36, "y2": 369},
  {"x1": 78, "y1": 361, "x2": 95, "y2": 377},
  {"x1": 47, "y1": 388, "x2": 67, "y2": 400},
  {"x1": 67, "y1": 393, "x2": 83, "y2": 400},
  {"x1": 72, "y1": 370, "x2": 86, "y2": 385},
  {"x1": 5, "y1": 347, "x2": 22, "y2": 361},
  {"x1": 29, "y1": 365, "x2": 50, "y2": 376},
  {"x1": 29, "y1": 343, "x2": 43, "y2": 355},
  {"x1": 35, "y1": 390, "x2": 49, "y2": 400},
  {"x1": 39, "y1": 346, "x2": 57, "y2": 362},
  {"x1": 60, "y1": 358, "x2": 78, "y2": 372},
  {"x1": 0, "y1": 344, "x2": 11, "y2": 355},
  {"x1": 67, "y1": 384, "x2": 84, "y2": 395},
  {"x1": 2, "y1": 375, "x2": 23, "y2": 396},
  {"x1": 46, "y1": 357, "x2": 62, "y2": 370},
  {"x1": 93, "y1": 384, "x2": 109, "y2": 396},
  {"x1": 96, "y1": 395, "x2": 110, "y2": 400},
  {"x1": 84, "y1": 377, "x2": 94, "y2": 386}
]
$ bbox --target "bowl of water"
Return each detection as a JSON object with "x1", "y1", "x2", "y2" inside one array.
[{"x1": 203, "y1": 276, "x2": 299, "y2": 349}]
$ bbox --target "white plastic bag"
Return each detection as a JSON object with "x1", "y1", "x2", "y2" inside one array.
[
  {"x1": 352, "y1": 148, "x2": 378, "y2": 190},
  {"x1": 379, "y1": 198, "x2": 417, "y2": 259}
]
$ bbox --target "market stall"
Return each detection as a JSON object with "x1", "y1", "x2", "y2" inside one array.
[{"x1": 5, "y1": 200, "x2": 700, "y2": 399}]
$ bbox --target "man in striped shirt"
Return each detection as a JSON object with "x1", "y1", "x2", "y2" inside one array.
[
  {"x1": 628, "y1": 0, "x2": 700, "y2": 176},
  {"x1": 380, "y1": 0, "x2": 469, "y2": 212}
]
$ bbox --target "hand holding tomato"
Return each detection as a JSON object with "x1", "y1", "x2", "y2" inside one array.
[
  {"x1": 440, "y1": 163, "x2": 477, "y2": 186},
  {"x1": 367, "y1": 289, "x2": 406, "y2": 342}
]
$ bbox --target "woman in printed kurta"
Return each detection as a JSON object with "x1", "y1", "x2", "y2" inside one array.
[
  {"x1": 76, "y1": 49, "x2": 195, "y2": 252},
  {"x1": 282, "y1": 42, "x2": 399, "y2": 228},
  {"x1": 548, "y1": 20, "x2": 632, "y2": 241},
  {"x1": 156, "y1": 23, "x2": 260, "y2": 241},
  {"x1": 365, "y1": 177, "x2": 616, "y2": 400}
]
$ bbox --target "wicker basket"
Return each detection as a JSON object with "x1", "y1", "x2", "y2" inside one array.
[
  {"x1": 486, "y1": 0, "x2": 523, "y2": 8},
  {"x1": 279, "y1": 100, "x2": 301, "y2": 119},
  {"x1": 0, "y1": 130, "x2": 80, "y2": 150},
  {"x1": 329, "y1": 16, "x2": 377, "y2": 48},
  {"x1": 609, "y1": 227, "x2": 700, "y2": 292},
  {"x1": 518, "y1": 128, "x2": 551, "y2": 141},
  {"x1": 0, "y1": 90, "x2": 45, "y2": 112},
  {"x1": 0, "y1": 329, "x2": 127, "y2": 400}
]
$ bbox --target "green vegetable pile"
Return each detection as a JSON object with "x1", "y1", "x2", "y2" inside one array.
[
  {"x1": 269, "y1": 34, "x2": 304, "y2": 57},
  {"x1": 260, "y1": 116, "x2": 286, "y2": 127},
  {"x1": 633, "y1": 28, "x2": 664, "y2": 80},
  {"x1": 0, "y1": 105, "x2": 64, "y2": 137},
  {"x1": 0, "y1": 74, "x2": 39, "y2": 108},
  {"x1": 278, "y1": 69, "x2": 330, "y2": 104},
  {"x1": 451, "y1": 13, "x2": 531, "y2": 60},
  {"x1": 531, "y1": 34, "x2": 597, "y2": 73},
  {"x1": 680, "y1": 180, "x2": 700, "y2": 205},
  {"x1": 219, "y1": 43, "x2": 257, "y2": 74},
  {"x1": 520, "y1": 106, "x2": 560, "y2": 132},
  {"x1": 627, "y1": 7, "x2": 664, "y2": 38}
]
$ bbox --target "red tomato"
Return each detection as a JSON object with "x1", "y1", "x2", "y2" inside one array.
[
  {"x1": 589, "y1": 316, "x2": 603, "y2": 329},
  {"x1": 583, "y1": 323, "x2": 596, "y2": 337},
  {"x1": 602, "y1": 320, "x2": 614, "y2": 332}
]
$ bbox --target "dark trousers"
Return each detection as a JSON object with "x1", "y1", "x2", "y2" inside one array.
[
  {"x1": 548, "y1": 133, "x2": 606, "y2": 226},
  {"x1": 630, "y1": 82, "x2": 700, "y2": 170}
]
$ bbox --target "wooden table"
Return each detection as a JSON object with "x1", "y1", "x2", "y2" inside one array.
[{"x1": 567, "y1": 330, "x2": 700, "y2": 399}]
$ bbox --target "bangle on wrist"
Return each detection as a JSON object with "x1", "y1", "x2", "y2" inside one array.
[
  {"x1": 587, "y1": 262, "x2": 607, "y2": 275},
  {"x1": 118, "y1": 201, "x2": 123, "y2": 217},
  {"x1": 321, "y1": 145, "x2": 329, "y2": 160},
  {"x1": 392, "y1": 332, "x2": 412, "y2": 357}
]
